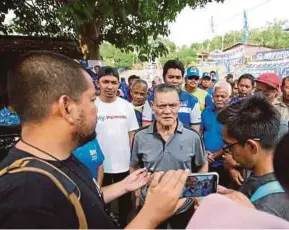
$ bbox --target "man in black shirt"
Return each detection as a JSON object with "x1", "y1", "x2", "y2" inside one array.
[
  {"x1": 0, "y1": 51, "x2": 189, "y2": 229},
  {"x1": 217, "y1": 95, "x2": 289, "y2": 221}
]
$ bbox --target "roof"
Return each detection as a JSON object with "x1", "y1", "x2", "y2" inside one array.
[
  {"x1": 0, "y1": 35, "x2": 82, "y2": 59},
  {"x1": 222, "y1": 42, "x2": 272, "y2": 52}
]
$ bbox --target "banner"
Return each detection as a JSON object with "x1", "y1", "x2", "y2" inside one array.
[
  {"x1": 256, "y1": 49, "x2": 289, "y2": 61},
  {"x1": 208, "y1": 45, "x2": 245, "y2": 61}
]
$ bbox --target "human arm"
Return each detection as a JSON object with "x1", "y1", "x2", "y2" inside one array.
[
  {"x1": 125, "y1": 170, "x2": 189, "y2": 229},
  {"x1": 97, "y1": 165, "x2": 104, "y2": 186},
  {"x1": 102, "y1": 168, "x2": 150, "y2": 204}
]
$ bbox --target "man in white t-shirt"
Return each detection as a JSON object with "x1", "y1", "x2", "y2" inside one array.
[{"x1": 95, "y1": 66, "x2": 139, "y2": 228}]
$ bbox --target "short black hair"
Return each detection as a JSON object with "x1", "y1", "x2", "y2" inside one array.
[
  {"x1": 274, "y1": 132, "x2": 289, "y2": 193},
  {"x1": 162, "y1": 60, "x2": 185, "y2": 80},
  {"x1": 273, "y1": 133, "x2": 289, "y2": 193},
  {"x1": 238, "y1": 73, "x2": 255, "y2": 87},
  {"x1": 217, "y1": 95, "x2": 280, "y2": 150},
  {"x1": 226, "y1": 74, "x2": 233, "y2": 79},
  {"x1": 281, "y1": 76, "x2": 289, "y2": 88},
  {"x1": 153, "y1": 83, "x2": 179, "y2": 101},
  {"x1": 98, "y1": 66, "x2": 119, "y2": 80},
  {"x1": 128, "y1": 75, "x2": 140, "y2": 84},
  {"x1": 210, "y1": 71, "x2": 216, "y2": 75},
  {"x1": 8, "y1": 51, "x2": 88, "y2": 123}
]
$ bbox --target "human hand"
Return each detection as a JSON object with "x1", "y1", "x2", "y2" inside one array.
[
  {"x1": 122, "y1": 168, "x2": 150, "y2": 193},
  {"x1": 229, "y1": 168, "x2": 244, "y2": 186},
  {"x1": 223, "y1": 153, "x2": 238, "y2": 169},
  {"x1": 141, "y1": 170, "x2": 190, "y2": 227},
  {"x1": 218, "y1": 185, "x2": 255, "y2": 209},
  {"x1": 207, "y1": 151, "x2": 215, "y2": 163}
]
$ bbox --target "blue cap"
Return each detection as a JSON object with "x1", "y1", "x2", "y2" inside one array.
[
  {"x1": 186, "y1": 66, "x2": 201, "y2": 78},
  {"x1": 202, "y1": 72, "x2": 211, "y2": 79}
]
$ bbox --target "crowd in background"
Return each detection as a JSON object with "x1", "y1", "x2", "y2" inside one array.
[{"x1": 1, "y1": 54, "x2": 289, "y2": 229}]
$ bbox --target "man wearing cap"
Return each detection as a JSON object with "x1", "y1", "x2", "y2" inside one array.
[
  {"x1": 95, "y1": 66, "x2": 139, "y2": 227},
  {"x1": 200, "y1": 72, "x2": 213, "y2": 96},
  {"x1": 184, "y1": 66, "x2": 213, "y2": 111}
]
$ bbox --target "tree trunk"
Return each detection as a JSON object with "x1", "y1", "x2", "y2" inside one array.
[{"x1": 79, "y1": 21, "x2": 101, "y2": 60}]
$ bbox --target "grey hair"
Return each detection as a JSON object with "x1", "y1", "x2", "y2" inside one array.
[
  {"x1": 153, "y1": 83, "x2": 179, "y2": 100},
  {"x1": 213, "y1": 81, "x2": 232, "y2": 96}
]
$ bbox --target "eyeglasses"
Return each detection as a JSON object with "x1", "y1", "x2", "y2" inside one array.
[
  {"x1": 222, "y1": 138, "x2": 261, "y2": 152},
  {"x1": 187, "y1": 76, "x2": 200, "y2": 80}
]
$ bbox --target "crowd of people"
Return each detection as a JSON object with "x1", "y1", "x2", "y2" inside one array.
[{"x1": 0, "y1": 51, "x2": 289, "y2": 228}]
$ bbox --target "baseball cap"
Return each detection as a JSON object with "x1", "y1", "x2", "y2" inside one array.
[
  {"x1": 202, "y1": 72, "x2": 211, "y2": 79},
  {"x1": 98, "y1": 66, "x2": 119, "y2": 80},
  {"x1": 186, "y1": 66, "x2": 201, "y2": 78},
  {"x1": 256, "y1": 72, "x2": 281, "y2": 90}
]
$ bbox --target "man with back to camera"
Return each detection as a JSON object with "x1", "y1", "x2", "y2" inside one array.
[
  {"x1": 145, "y1": 60, "x2": 202, "y2": 132},
  {"x1": 217, "y1": 95, "x2": 289, "y2": 221},
  {"x1": 0, "y1": 51, "x2": 190, "y2": 229},
  {"x1": 95, "y1": 66, "x2": 139, "y2": 227},
  {"x1": 184, "y1": 66, "x2": 213, "y2": 112},
  {"x1": 130, "y1": 84, "x2": 208, "y2": 229}
]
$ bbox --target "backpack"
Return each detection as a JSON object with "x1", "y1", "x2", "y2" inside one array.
[
  {"x1": 250, "y1": 180, "x2": 285, "y2": 203},
  {"x1": 0, "y1": 157, "x2": 87, "y2": 229}
]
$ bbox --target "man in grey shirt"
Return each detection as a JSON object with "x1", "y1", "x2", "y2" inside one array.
[
  {"x1": 130, "y1": 84, "x2": 208, "y2": 229},
  {"x1": 218, "y1": 95, "x2": 289, "y2": 221}
]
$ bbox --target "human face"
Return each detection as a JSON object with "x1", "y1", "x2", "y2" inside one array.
[
  {"x1": 233, "y1": 82, "x2": 239, "y2": 96},
  {"x1": 282, "y1": 79, "x2": 289, "y2": 101},
  {"x1": 164, "y1": 68, "x2": 183, "y2": 88},
  {"x1": 186, "y1": 76, "x2": 200, "y2": 89},
  {"x1": 131, "y1": 83, "x2": 148, "y2": 106},
  {"x1": 72, "y1": 72, "x2": 97, "y2": 146},
  {"x1": 202, "y1": 79, "x2": 211, "y2": 89},
  {"x1": 94, "y1": 66, "x2": 100, "y2": 75},
  {"x1": 255, "y1": 82, "x2": 278, "y2": 103},
  {"x1": 238, "y1": 78, "x2": 253, "y2": 97},
  {"x1": 213, "y1": 88, "x2": 230, "y2": 110},
  {"x1": 98, "y1": 75, "x2": 119, "y2": 100},
  {"x1": 153, "y1": 91, "x2": 180, "y2": 127},
  {"x1": 222, "y1": 126, "x2": 257, "y2": 169}
]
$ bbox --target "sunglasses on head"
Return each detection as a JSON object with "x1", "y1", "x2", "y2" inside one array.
[{"x1": 187, "y1": 76, "x2": 200, "y2": 80}]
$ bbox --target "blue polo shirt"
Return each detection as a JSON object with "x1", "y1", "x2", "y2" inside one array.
[
  {"x1": 200, "y1": 106, "x2": 224, "y2": 168},
  {"x1": 73, "y1": 138, "x2": 105, "y2": 179},
  {"x1": 147, "y1": 90, "x2": 201, "y2": 126}
]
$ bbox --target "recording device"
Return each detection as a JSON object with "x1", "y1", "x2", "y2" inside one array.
[{"x1": 181, "y1": 172, "x2": 219, "y2": 198}]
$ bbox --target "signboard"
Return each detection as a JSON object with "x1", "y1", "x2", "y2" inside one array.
[
  {"x1": 208, "y1": 45, "x2": 245, "y2": 61},
  {"x1": 256, "y1": 48, "x2": 289, "y2": 61}
]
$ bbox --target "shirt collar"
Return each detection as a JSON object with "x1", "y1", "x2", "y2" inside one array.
[{"x1": 148, "y1": 120, "x2": 183, "y2": 134}]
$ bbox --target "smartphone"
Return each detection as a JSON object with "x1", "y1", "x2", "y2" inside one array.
[{"x1": 181, "y1": 172, "x2": 219, "y2": 198}]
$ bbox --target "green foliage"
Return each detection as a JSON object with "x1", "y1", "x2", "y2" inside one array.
[
  {"x1": 100, "y1": 42, "x2": 134, "y2": 67},
  {"x1": 190, "y1": 19, "x2": 289, "y2": 52},
  {"x1": 0, "y1": 0, "x2": 223, "y2": 59}
]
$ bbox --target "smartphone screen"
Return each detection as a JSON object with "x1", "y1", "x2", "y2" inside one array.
[{"x1": 181, "y1": 173, "x2": 219, "y2": 198}]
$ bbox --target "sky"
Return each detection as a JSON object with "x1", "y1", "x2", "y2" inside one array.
[{"x1": 169, "y1": 0, "x2": 289, "y2": 47}]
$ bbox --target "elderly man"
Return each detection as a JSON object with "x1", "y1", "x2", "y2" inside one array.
[
  {"x1": 200, "y1": 81, "x2": 232, "y2": 186},
  {"x1": 0, "y1": 51, "x2": 189, "y2": 229},
  {"x1": 130, "y1": 83, "x2": 208, "y2": 229}
]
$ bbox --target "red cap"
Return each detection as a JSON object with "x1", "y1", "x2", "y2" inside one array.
[{"x1": 256, "y1": 73, "x2": 281, "y2": 90}]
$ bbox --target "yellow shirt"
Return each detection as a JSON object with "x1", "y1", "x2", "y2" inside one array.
[{"x1": 183, "y1": 87, "x2": 208, "y2": 111}]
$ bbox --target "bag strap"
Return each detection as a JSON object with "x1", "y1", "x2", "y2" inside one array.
[
  {"x1": 250, "y1": 180, "x2": 285, "y2": 203},
  {"x1": 0, "y1": 157, "x2": 88, "y2": 229}
]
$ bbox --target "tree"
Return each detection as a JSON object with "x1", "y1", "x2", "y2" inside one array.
[{"x1": 1, "y1": 0, "x2": 224, "y2": 60}]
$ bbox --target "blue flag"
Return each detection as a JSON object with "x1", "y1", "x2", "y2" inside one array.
[{"x1": 243, "y1": 10, "x2": 249, "y2": 45}]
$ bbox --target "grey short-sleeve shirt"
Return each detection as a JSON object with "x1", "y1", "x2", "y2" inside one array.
[{"x1": 130, "y1": 121, "x2": 207, "y2": 172}]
